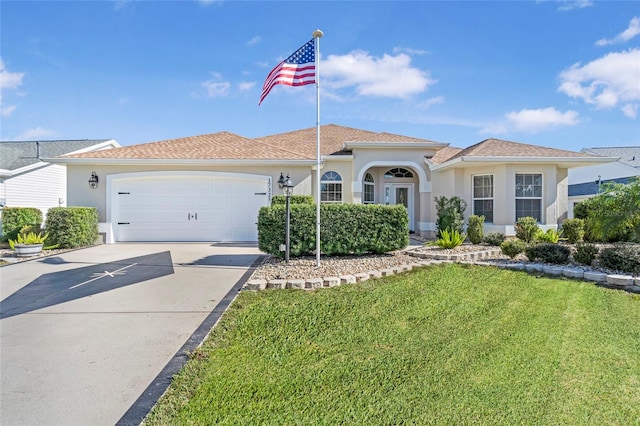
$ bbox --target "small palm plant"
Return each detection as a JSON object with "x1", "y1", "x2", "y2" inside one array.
[
  {"x1": 8, "y1": 231, "x2": 49, "y2": 249},
  {"x1": 429, "y1": 229, "x2": 466, "y2": 249}
]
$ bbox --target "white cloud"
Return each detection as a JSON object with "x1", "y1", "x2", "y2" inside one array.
[
  {"x1": 246, "y1": 36, "x2": 261, "y2": 47},
  {"x1": 201, "y1": 72, "x2": 230, "y2": 97},
  {"x1": 198, "y1": 0, "x2": 223, "y2": 6},
  {"x1": 621, "y1": 103, "x2": 638, "y2": 119},
  {"x1": 483, "y1": 107, "x2": 579, "y2": 134},
  {"x1": 556, "y1": 0, "x2": 593, "y2": 11},
  {"x1": 2, "y1": 105, "x2": 16, "y2": 117},
  {"x1": 322, "y1": 50, "x2": 435, "y2": 98},
  {"x1": 202, "y1": 80, "x2": 230, "y2": 97},
  {"x1": 505, "y1": 107, "x2": 580, "y2": 132},
  {"x1": 392, "y1": 46, "x2": 428, "y2": 56},
  {"x1": 0, "y1": 59, "x2": 24, "y2": 90},
  {"x1": 16, "y1": 127, "x2": 55, "y2": 140},
  {"x1": 0, "y1": 58, "x2": 24, "y2": 117},
  {"x1": 596, "y1": 17, "x2": 640, "y2": 46},
  {"x1": 238, "y1": 81, "x2": 255, "y2": 91},
  {"x1": 558, "y1": 48, "x2": 640, "y2": 116},
  {"x1": 416, "y1": 96, "x2": 444, "y2": 109}
]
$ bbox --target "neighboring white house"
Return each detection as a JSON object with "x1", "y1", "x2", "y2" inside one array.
[
  {"x1": 47, "y1": 125, "x2": 615, "y2": 243},
  {"x1": 568, "y1": 146, "x2": 640, "y2": 218},
  {"x1": 0, "y1": 139, "x2": 120, "y2": 231}
]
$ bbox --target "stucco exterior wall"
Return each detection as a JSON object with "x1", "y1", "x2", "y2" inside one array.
[
  {"x1": 430, "y1": 163, "x2": 567, "y2": 236},
  {"x1": 67, "y1": 164, "x2": 314, "y2": 223}
]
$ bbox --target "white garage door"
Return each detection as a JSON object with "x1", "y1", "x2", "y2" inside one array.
[{"x1": 111, "y1": 172, "x2": 270, "y2": 242}]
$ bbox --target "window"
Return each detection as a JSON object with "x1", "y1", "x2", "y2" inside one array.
[
  {"x1": 473, "y1": 175, "x2": 493, "y2": 223},
  {"x1": 321, "y1": 171, "x2": 342, "y2": 203},
  {"x1": 384, "y1": 167, "x2": 414, "y2": 178},
  {"x1": 363, "y1": 172, "x2": 375, "y2": 204},
  {"x1": 515, "y1": 173, "x2": 542, "y2": 222}
]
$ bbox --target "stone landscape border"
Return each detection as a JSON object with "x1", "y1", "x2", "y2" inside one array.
[{"x1": 244, "y1": 248, "x2": 640, "y2": 294}]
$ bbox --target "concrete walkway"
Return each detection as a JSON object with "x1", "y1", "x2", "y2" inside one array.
[{"x1": 0, "y1": 243, "x2": 262, "y2": 426}]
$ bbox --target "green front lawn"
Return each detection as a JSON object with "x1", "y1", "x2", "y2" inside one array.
[{"x1": 145, "y1": 264, "x2": 640, "y2": 425}]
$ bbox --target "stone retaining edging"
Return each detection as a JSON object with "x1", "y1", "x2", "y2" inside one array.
[{"x1": 244, "y1": 250, "x2": 640, "y2": 294}]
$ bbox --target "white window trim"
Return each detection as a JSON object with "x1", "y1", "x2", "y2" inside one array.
[
  {"x1": 363, "y1": 172, "x2": 375, "y2": 204},
  {"x1": 321, "y1": 171, "x2": 343, "y2": 204},
  {"x1": 515, "y1": 172, "x2": 543, "y2": 223},
  {"x1": 472, "y1": 173, "x2": 494, "y2": 223}
]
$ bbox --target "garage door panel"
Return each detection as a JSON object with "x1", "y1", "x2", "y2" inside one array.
[{"x1": 112, "y1": 173, "x2": 269, "y2": 242}]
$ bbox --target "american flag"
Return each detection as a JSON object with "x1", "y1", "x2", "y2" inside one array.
[{"x1": 259, "y1": 39, "x2": 316, "y2": 105}]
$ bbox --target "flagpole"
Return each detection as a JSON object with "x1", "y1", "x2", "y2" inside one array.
[{"x1": 312, "y1": 29, "x2": 323, "y2": 268}]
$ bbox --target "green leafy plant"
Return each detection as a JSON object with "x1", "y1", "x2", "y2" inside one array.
[
  {"x1": 500, "y1": 239, "x2": 526, "y2": 259},
  {"x1": 434, "y1": 196, "x2": 466, "y2": 236},
  {"x1": 467, "y1": 215, "x2": 484, "y2": 244},
  {"x1": 573, "y1": 243, "x2": 599, "y2": 266},
  {"x1": 1, "y1": 207, "x2": 42, "y2": 242},
  {"x1": 525, "y1": 243, "x2": 571, "y2": 264},
  {"x1": 535, "y1": 228, "x2": 563, "y2": 243},
  {"x1": 429, "y1": 229, "x2": 466, "y2": 249},
  {"x1": 514, "y1": 216, "x2": 540, "y2": 243},
  {"x1": 574, "y1": 178, "x2": 640, "y2": 242},
  {"x1": 8, "y1": 231, "x2": 49, "y2": 249},
  {"x1": 45, "y1": 207, "x2": 99, "y2": 249},
  {"x1": 599, "y1": 244, "x2": 640, "y2": 275},
  {"x1": 482, "y1": 232, "x2": 506, "y2": 246},
  {"x1": 561, "y1": 218, "x2": 585, "y2": 244}
]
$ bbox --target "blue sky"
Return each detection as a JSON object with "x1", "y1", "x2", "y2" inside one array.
[{"x1": 1, "y1": 0, "x2": 639, "y2": 152}]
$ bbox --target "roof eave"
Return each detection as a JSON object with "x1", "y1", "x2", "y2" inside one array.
[
  {"x1": 42, "y1": 157, "x2": 318, "y2": 166},
  {"x1": 343, "y1": 141, "x2": 449, "y2": 150},
  {"x1": 429, "y1": 156, "x2": 619, "y2": 171}
]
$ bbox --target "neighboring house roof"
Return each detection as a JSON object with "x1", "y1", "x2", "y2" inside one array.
[
  {"x1": 429, "y1": 138, "x2": 614, "y2": 170},
  {"x1": 568, "y1": 177, "x2": 636, "y2": 197},
  {"x1": 0, "y1": 139, "x2": 114, "y2": 171},
  {"x1": 581, "y1": 146, "x2": 640, "y2": 168}
]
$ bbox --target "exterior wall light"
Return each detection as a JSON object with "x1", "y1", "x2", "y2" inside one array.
[{"x1": 89, "y1": 171, "x2": 99, "y2": 189}]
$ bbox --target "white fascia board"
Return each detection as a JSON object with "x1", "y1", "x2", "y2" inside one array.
[
  {"x1": 0, "y1": 168, "x2": 13, "y2": 178},
  {"x1": 66, "y1": 139, "x2": 121, "y2": 155},
  {"x1": 325, "y1": 155, "x2": 354, "y2": 162},
  {"x1": 428, "y1": 156, "x2": 618, "y2": 171},
  {"x1": 343, "y1": 141, "x2": 448, "y2": 150},
  {"x1": 41, "y1": 157, "x2": 318, "y2": 166}
]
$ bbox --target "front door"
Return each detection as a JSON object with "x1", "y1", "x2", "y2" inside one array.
[{"x1": 385, "y1": 184, "x2": 414, "y2": 232}]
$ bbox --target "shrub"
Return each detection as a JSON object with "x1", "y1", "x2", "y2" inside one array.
[
  {"x1": 599, "y1": 244, "x2": 640, "y2": 275},
  {"x1": 45, "y1": 207, "x2": 99, "y2": 248},
  {"x1": 258, "y1": 203, "x2": 409, "y2": 257},
  {"x1": 500, "y1": 239, "x2": 526, "y2": 259},
  {"x1": 573, "y1": 243, "x2": 599, "y2": 266},
  {"x1": 1, "y1": 207, "x2": 42, "y2": 242},
  {"x1": 467, "y1": 215, "x2": 484, "y2": 244},
  {"x1": 536, "y1": 228, "x2": 562, "y2": 243},
  {"x1": 562, "y1": 218, "x2": 585, "y2": 244},
  {"x1": 430, "y1": 229, "x2": 466, "y2": 249},
  {"x1": 574, "y1": 178, "x2": 640, "y2": 242},
  {"x1": 271, "y1": 195, "x2": 314, "y2": 206},
  {"x1": 483, "y1": 232, "x2": 506, "y2": 246},
  {"x1": 435, "y1": 196, "x2": 466, "y2": 236},
  {"x1": 514, "y1": 217, "x2": 540, "y2": 243},
  {"x1": 525, "y1": 243, "x2": 571, "y2": 264}
]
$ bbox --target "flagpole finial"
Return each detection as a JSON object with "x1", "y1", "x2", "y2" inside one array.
[{"x1": 312, "y1": 29, "x2": 323, "y2": 38}]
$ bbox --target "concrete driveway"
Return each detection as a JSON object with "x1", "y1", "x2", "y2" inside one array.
[{"x1": 0, "y1": 243, "x2": 263, "y2": 426}]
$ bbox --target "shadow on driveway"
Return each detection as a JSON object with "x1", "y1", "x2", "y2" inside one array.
[{"x1": 0, "y1": 251, "x2": 174, "y2": 320}]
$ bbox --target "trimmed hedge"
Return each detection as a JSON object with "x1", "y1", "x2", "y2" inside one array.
[
  {"x1": 467, "y1": 215, "x2": 484, "y2": 244},
  {"x1": 561, "y1": 218, "x2": 585, "y2": 244},
  {"x1": 1, "y1": 207, "x2": 42, "y2": 242},
  {"x1": 45, "y1": 207, "x2": 99, "y2": 248},
  {"x1": 271, "y1": 195, "x2": 314, "y2": 206},
  {"x1": 514, "y1": 217, "x2": 540, "y2": 243},
  {"x1": 599, "y1": 244, "x2": 640, "y2": 275},
  {"x1": 525, "y1": 243, "x2": 571, "y2": 264},
  {"x1": 258, "y1": 203, "x2": 409, "y2": 257},
  {"x1": 483, "y1": 232, "x2": 506, "y2": 246}
]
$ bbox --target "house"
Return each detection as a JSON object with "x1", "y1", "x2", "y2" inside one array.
[
  {"x1": 46, "y1": 125, "x2": 614, "y2": 243},
  {"x1": 568, "y1": 146, "x2": 640, "y2": 218},
  {"x1": 0, "y1": 139, "x2": 120, "y2": 232}
]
